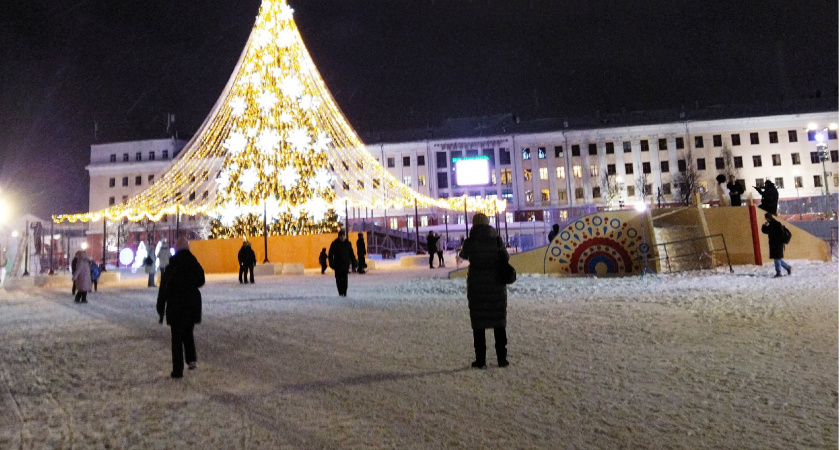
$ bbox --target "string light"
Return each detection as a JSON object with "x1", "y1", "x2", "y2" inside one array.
[{"x1": 52, "y1": 0, "x2": 507, "y2": 235}]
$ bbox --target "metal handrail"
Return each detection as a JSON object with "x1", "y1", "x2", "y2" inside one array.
[{"x1": 649, "y1": 233, "x2": 733, "y2": 274}]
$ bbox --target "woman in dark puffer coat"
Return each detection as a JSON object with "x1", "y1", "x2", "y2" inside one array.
[{"x1": 458, "y1": 213, "x2": 509, "y2": 369}]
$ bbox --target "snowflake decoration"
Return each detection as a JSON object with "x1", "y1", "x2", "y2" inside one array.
[
  {"x1": 278, "y1": 3, "x2": 294, "y2": 20},
  {"x1": 312, "y1": 168, "x2": 333, "y2": 190},
  {"x1": 262, "y1": 197, "x2": 282, "y2": 220},
  {"x1": 263, "y1": 164, "x2": 275, "y2": 177},
  {"x1": 280, "y1": 76, "x2": 304, "y2": 98},
  {"x1": 246, "y1": 126, "x2": 259, "y2": 138},
  {"x1": 279, "y1": 112, "x2": 293, "y2": 124},
  {"x1": 302, "y1": 197, "x2": 330, "y2": 221},
  {"x1": 223, "y1": 131, "x2": 248, "y2": 155},
  {"x1": 278, "y1": 166, "x2": 300, "y2": 190},
  {"x1": 253, "y1": 28, "x2": 272, "y2": 49},
  {"x1": 240, "y1": 167, "x2": 260, "y2": 193},
  {"x1": 256, "y1": 90, "x2": 278, "y2": 112},
  {"x1": 312, "y1": 132, "x2": 332, "y2": 153},
  {"x1": 255, "y1": 128, "x2": 282, "y2": 155},
  {"x1": 286, "y1": 127, "x2": 311, "y2": 152},
  {"x1": 276, "y1": 30, "x2": 295, "y2": 48},
  {"x1": 229, "y1": 96, "x2": 248, "y2": 117}
]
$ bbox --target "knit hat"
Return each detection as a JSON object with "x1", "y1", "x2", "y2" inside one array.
[
  {"x1": 472, "y1": 213, "x2": 490, "y2": 226},
  {"x1": 175, "y1": 236, "x2": 190, "y2": 251}
]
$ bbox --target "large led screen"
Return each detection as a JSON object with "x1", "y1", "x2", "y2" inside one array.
[{"x1": 454, "y1": 157, "x2": 490, "y2": 186}]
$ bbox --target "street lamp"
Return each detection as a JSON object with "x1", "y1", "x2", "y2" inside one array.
[{"x1": 809, "y1": 123, "x2": 837, "y2": 217}]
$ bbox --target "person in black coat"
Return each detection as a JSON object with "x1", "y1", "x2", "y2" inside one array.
[
  {"x1": 318, "y1": 248, "x2": 328, "y2": 274},
  {"x1": 459, "y1": 213, "x2": 510, "y2": 369},
  {"x1": 237, "y1": 241, "x2": 256, "y2": 284},
  {"x1": 760, "y1": 213, "x2": 792, "y2": 278},
  {"x1": 726, "y1": 175, "x2": 744, "y2": 206},
  {"x1": 426, "y1": 231, "x2": 439, "y2": 268},
  {"x1": 755, "y1": 179, "x2": 779, "y2": 215},
  {"x1": 156, "y1": 237, "x2": 205, "y2": 378},
  {"x1": 356, "y1": 233, "x2": 367, "y2": 274},
  {"x1": 547, "y1": 223, "x2": 560, "y2": 243},
  {"x1": 328, "y1": 230, "x2": 357, "y2": 296}
]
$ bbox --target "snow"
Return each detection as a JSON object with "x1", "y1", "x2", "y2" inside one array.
[{"x1": 0, "y1": 261, "x2": 837, "y2": 448}]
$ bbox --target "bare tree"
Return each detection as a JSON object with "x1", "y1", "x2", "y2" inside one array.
[
  {"x1": 600, "y1": 173, "x2": 621, "y2": 208},
  {"x1": 719, "y1": 143, "x2": 739, "y2": 178},
  {"x1": 673, "y1": 147, "x2": 708, "y2": 206}
]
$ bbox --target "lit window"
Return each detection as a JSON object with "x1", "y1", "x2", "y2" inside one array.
[
  {"x1": 420, "y1": 216, "x2": 428, "y2": 227},
  {"x1": 522, "y1": 148, "x2": 531, "y2": 160},
  {"x1": 525, "y1": 190, "x2": 534, "y2": 203},
  {"x1": 538, "y1": 147, "x2": 547, "y2": 159},
  {"x1": 501, "y1": 169, "x2": 512, "y2": 185},
  {"x1": 556, "y1": 167, "x2": 565, "y2": 179},
  {"x1": 539, "y1": 167, "x2": 548, "y2": 180},
  {"x1": 403, "y1": 176, "x2": 411, "y2": 187},
  {"x1": 589, "y1": 165, "x2": 599, "y2": 177},
  {"x1": 524, "y1": 169, "x2": 532, "y2": 181},
  {"x1": 418, "y1": 175, "x2": 426, "y2": 186},
  {"x1": 541, "y1": 189, "x2": 550, "y2": 202},
  {"x1": 572, "y1": 166, "x2": 582, "y2": 178}
]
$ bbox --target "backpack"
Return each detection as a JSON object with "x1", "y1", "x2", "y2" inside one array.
[{"x1": 781, "y1": 225, "x2": 792, "y2": 244}]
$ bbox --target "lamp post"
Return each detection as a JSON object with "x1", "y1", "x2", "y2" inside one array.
[{"x1": 809, "y1": 122, "x2": 837, "y2": 218}]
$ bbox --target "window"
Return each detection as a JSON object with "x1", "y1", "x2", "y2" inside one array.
[
  {"x1": 572, "y1": 166, "x2": 582, "y2": 178},
  {"x1": 676, "y1": 137, "x2": 684, "y2": 149},
  {"x1": 135, "y1": 176, "x2": 142, "y2": 185},
  {"x1": 554, "y1": 146, "x2": 564, "y2": 158},
  {"x1": 387, "y1": 157, "x2": 395, "y2": 168},
  {"x1": 538, "y1": 147, "x2": 547, "y2": 159},
  {"x1": 642, "y1": 162, "x2": 651, "y2": 174},
  {"x1": 466, "y1": 149, "x2": 478, "y2": 157},
  {"x1": 482, "y1": 149, "x2": 495, "y2": 165},
  {"x1": 588, "y1": 143, "x2": 597, "y2": 156},
  {"x1": 640, "y1": 140, "x2": 649, "y2": 152},
  {"x1": 623, "y1": 141, "x2": 632, "y2": 153},
  {"x1": 713, "y1": 135, "x2": 722, "y2": 147},
  {"x1": 755, "y1": 178, "x2": 764, "y2": 188},
  {"x1": 109, "y1": 154, "x2": 116, "y2": 162},
  {"x1": 135, "y1": 152, "x2": 142, "y2": 161},
  {"x1": 403, "y1": 176, "x2": 411, "y2": 187},
  {"x1": 109, "y1": 178, "x2": 115, "y2": 187},
  {"x1": 750, "y1": 132, "x2": 759, "y2": 145},
  {"x1": 149, "y1": 151, "x2": 155, "y2": 161},
  {"x1": 390, "y1": 217, "x2": 399, "y2": 230},
  {"x1": 772, "y1": 154, "x2": 781, "y2": 166},
  {"x1": 715, "y1": 157, "x2": 725, "y2": 169},
  {"x1": 188, "y1": 191, "x2": 195, "y2": 201},
  {"x1": 420, "y1": 216, "x2": 428, "y2": 227},
  {"x1": 607, "y1": 164, "x2": 616, "y2": 175},
  {"x1": 731, "y1": 134, "x2": 741, "y2": 146},
  {"x1": 501, "y1": 169, "x2": 512, "y2": 185},
  {"x1": 162, "y1": 150, "x2": 169, "y2": 159},
  {"x1": 694, "y1": 136, "x2": 704, "y2": 148},
  {"x1": 624, "y1": 163, "x2": 634, "y2": 174},
  {"x1": 774, "y1": 177, "x2": 784, "y2": 189},
  {"x1": 627, "y1": 186, "x2": 635, "y2": 197},
  {"x1": 436, "y1": 152, "x2": 448, "y2": 168},
  {"x1": 357, "y1": 180, "x2": 365, "y2": 190},
  {"x1": 373, "y1": 178, "x2": 380, "y2": 189},
  {"x1": 752, "y1": 155, "x2": 762, "y2": 167},
  {"x1": 660, "y1": 161, "x2": 669, "y2": 172},
  {"x1": 148, "y1": 175, "x2": 154, "y2": 183},
  {"x1": 500, "y1": 149, "x2": 511, "y2": 165},
  {"x1": 522, "y1": 148, "x2": 531, "y2": 160},
  {"x1": 437, "y1": 172, "x2": 448, "y2": 189},
  {"x1": 589, "y1": 165, "x2": 599, "y2": 177},
  {"x1": 769, "y1": 131, "x2": 778, "y2": 144},
  {"x1": 451, "y1": 151, "x2": 462, "y2": 160},
  {"x1": 592, "y1": 186, "x2": 601, "y2": 198},
  {"x1": 403, "y1": 156, "x2": 411, "y2": 167},
  {"x1": 662, "y1": 183, "x2": 671, "y2": 195},
  {"x1": 418, "y1": 175, "x2": 426, "y2": 186},
  {"x1": 814, "y1": 175, "x2": 823, "y2": 188},
  {"x1": 417, "y1": 155, "x2": 425, "y2": 166},
  {"x1": 122, "y1": 177, "x2": 128, "y2": 186},
  {"x1": 606, "y1": 142, "x2": 615, "y2": 154},
  {"x1": 524, "y1": 169, "x2": 532, "y2": 181},
  {"x1": 734, "y1": 156, "x2": 743, "y2": 168},
  {"x1": 502, "y1": 189, "x2": 513, "y2": 201},
  {"x1": 658, "y1": 138, "x2": 667, "y2": 151},
  {"x1": 644, "y1": 184, "x2": 652, "y2": 196},
  {"x1": 123, "y1": 153, "x2": 129, "y2": 162},
  {"x1": 788, "y1": 130, "x2": 798, "y2": 143},
  {"x1": 122, "y1": 195, "x2": 128, "y2": 203},
  {"x1": 678, "y1": 160, "x2": 686, "y2": 172},
  {"x1": 810, "y1": 152, "x2": 821, "y2": 163},
  {"x1": 571, "y1": 145, "x2": 580, "y2": 157},
  {"x1": 788, "y1": 153, "x2": 800, "y2": 165},
  {"x1": 108, "y1": 197, "x2": 115, "y2": 206},
  {"x1": 556, "y1": 166, "x2": 565, "y2": 179},
  {"x1": 557, "y1": 189, "x2": 567, "y2": 201},
  {"x1": 541, "y1": 189, "x2": 550, "y2": 202},
  {"x1": 794, "y1": 176, "x2": 803, "y2": 188},
  {"x1": 574, "y1": 188, "x2": 584, "y2": 199},
  {"x1": 696, "y1": 158, "x2": 706, "y2": 170},
  {"x1": 539, "y1": 167, "x2": 548, "y2": 180},
  {"x1": 833, "y1": 150, "x2": 839, "y2": 163},
  {"x1": 525, "y1": 190, "x2": 534, "y2": 203}
]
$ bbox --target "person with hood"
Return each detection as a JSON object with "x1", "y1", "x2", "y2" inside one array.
[
  {"x1": 356, "y1": 233, "x2": 367, "y2": 274},
  {"x1": 90, "y1": 259, "x2": 101, "y2": 292},
  {"x1": 761, "y1": 213, "x2": 792, "y2": 278},
  {"x1": 755, "y1": 179, "x2": 779, "y2": 215},
  {"x1": 157, "y1": 239, "x2": 171, "y2": 275},
  {"x1": 156, "y1": 237, "x2": 205, "y2": 379},
  {"x1": 458, "y1": 213, "x2": 510, "y2": 369},
  {"x1": 318, "y1": 248, "x2": 328, "y2": 274},
  {"x1": 426, "y1": 230, "x2": 439, "y2": 268},
  {"x1": 237, "y1": 241, "x2": 256, "y2": 284},
  {"x1": 435, "y1": 232, "x2": 445, "y2": 268},
  {"x1": 143, "y1": 251, "x2": 156, "y2": 287},
  {"x1": 73, "y1": 251, "x2": 92, "y2": 303},
  {"x1": 328, "y1": 230, "x2": 356, "y2": 297},
  {"x1": 547, "y1": 224, "x2": 560, "y2": 244}
]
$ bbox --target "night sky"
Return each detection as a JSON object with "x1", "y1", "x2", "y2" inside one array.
[{"x1": 0, "y1": 0, "x2": 836, "y2": 218}]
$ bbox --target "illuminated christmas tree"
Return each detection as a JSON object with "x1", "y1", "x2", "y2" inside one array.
[{"x1": 54, "y1": 0, "x2": 505, "y2": 236}]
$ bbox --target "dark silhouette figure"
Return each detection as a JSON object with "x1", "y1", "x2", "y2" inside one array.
[
  {"x1": 319, "y1": 248, "x2": 328, "y2": 274},
  {"x1": 436, "y1": 232, "x2": 445, "y2": 268},
  {"x1": 426, "y1": 231, "x2": 439, "y2": 268},
  {"x1": 755, "y1": 179, "x2": 779, "y2": 215},
  {"x1": 71, "y1": 253, "x2": 79, "y2": 295},
  {"x1": 328, "y1": 231, "x2": 357, "y2": 296},
  {"x1": 726, "y1": 175, "x2": 744, "y2": 206},
  {"x1": 157, "y1": 237, "x2": 205, "y2": 379},
  {"x1": 761, "y1": 213, "x2": 792, "y2": 278},
  {"x1": 356, "y1": 233, "x2": 367, "y2": 274},
  {"x1": 547, "y1": 224, "x2": 560, "y2": 243},
  {"x1": 238, "y1": 241, "x2": 256, "y2": 284}
]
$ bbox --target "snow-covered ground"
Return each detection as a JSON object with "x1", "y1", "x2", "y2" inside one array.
[{"x1": 0, "y1": 261, "x2": 836, "y2": 449}]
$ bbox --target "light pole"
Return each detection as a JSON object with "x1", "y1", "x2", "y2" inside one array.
[{"x1": 809, "y1": 122, "x2": 837, "y2": 218}]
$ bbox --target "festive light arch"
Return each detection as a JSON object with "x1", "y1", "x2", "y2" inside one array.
[{"x1": 53, "y1": 0, "x2": 506, "y2": 236}]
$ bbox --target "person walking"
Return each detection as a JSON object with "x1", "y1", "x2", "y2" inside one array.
[
  {"x1": 71, "y1": 252, "x2": 79, "y2": 295},
  {"x1": 761, "y1": 213, "x2": 792, "y2": 278},
  {"x1": 237, "y1": 241, "x2": 256, "y2": 284},
  {"x1": 143, "y1": 253, "x2": 156, "y2": 287},
  {"x1": 458, "y1": 213, "x2": 510, "y2": 369},
  {"x1": 426, "y1": 230, "x2": 439, "y2": 268},
  {"x1": 356, "y1": 233, "x2": 367, "y2": 274},
  {"x1": 328, "y1": 230, "x2": 356, "y2": 297},
  {"x1": 436, "y1": 232, "x2": 445, "y2": 268},
  {"x1": 157, "y1": 239, "x2": 170, "y2": 275},
  {"x1": 726, "y1": 175, "x2": 744, "y2": 206},
  {"x1": 547, "y1": 224, "x2": 560, "y2": 243},
  {"x1": 73, "y1": 251, "x2": 92, "y2": 303},
  {"x1": 755, "y1": 179, "x2": 779, "y2": 215},
  {"x1": 90, "y1": 260, "x2": 101, "y2": 292},
  {"x1": 318, "y1": 248, "x2": 328, "y2": 274},
  {"x1": 156, "y1": 237, "x2": 205, "y2": 379}
]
